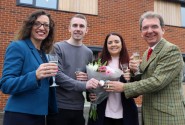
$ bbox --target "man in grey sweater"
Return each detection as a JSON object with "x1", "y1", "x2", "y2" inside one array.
[{"x1": 46, "y1": 14, "x2": 99, "y2": 125}]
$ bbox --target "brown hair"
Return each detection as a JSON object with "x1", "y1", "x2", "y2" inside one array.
[
  {"x1": 139, "y1": 11, "x2": 164, "y2": 31},
  {"x1": 15, "y1": 10, "x2": 55, "y2": 53},
  {"x1": 70, "y1": 14, "x2": 87, "y2": 25},
  {"x1": 100, "y1": 32, "x2": 129, "y2": 69}
]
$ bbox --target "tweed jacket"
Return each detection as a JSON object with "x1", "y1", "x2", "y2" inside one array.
[{"x1": 124, "y1": 39, "x2": 185, "y2": 125}]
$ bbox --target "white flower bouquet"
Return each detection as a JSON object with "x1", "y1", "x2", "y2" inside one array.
[{"x1": 86, "y1": 59, "x2": 122, "y2": 121}]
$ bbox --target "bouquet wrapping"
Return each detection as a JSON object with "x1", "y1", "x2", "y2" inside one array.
[{"x1": 86, "y1": 62, "x2": 122, "y2": 121}]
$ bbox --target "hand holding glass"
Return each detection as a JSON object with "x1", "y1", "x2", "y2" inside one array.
[
  {"x1": 132, "y1": 52, "x2": 142, "y2": 75},
  {"x1": 75, "y1": 68, "x2": 82, "y2": 81},
  {"x1": 75, "y1": 68, "x2": 88, "y2": 81},
  {"x1": 75, "y1": 68, "x2": 83, "y2": 74},
  {"x1": 120, "y1": 63, "x2": 130, "y2": 82},
  {"x1": 47, "y1": 54, "x2": 59, "y2": 87}
]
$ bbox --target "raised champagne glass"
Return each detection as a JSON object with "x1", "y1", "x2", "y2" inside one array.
[
  {"x1": 47, "y1": 54, "x2": 59, "y2": 87},
  {"x1": 120, "y1": 63, "x2": 130, "y2": 82},
  {"x1": 133, "y1": 52, "x2": 142, "y2": 75},
  {"x1": 75, "y1": 68, "x2": 83, "y2": 81}
]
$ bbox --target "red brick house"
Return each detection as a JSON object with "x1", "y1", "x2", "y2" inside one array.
[{"x1": 0, "y1": 0, "x2": 185, "y2": 112}]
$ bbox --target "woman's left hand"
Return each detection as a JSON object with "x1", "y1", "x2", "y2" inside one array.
[{"x1": 123, "y1": 68, "x2": 131, "y2": 82}]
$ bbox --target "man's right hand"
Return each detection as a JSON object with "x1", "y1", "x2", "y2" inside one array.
[
  {"x1": 129, "y1": 55, "x2": 142, "y2": 74},
  {"x1": 86, "y1": 78, "x2": 99, "y2": 89}
]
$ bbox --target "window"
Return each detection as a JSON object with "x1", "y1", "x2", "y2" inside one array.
[
  {"x1": 20, "y1": 0, "x2": 33, "y2": 4},
  {"x1": 17, "y1": 0, "x2": 98, "y2": 15},
  {"x1": 36, "y1": 0, "x2": 57, "y2": 9},
  {"x1": 88, "y1": 46, "x2": 102, "y2": 60},
  {"x1": 154, "y1": 0, "x2": 185, "y2": 27},
  {"x1": 17, "y1": 0, "x2": 57, "y2": 9},
  {"x1": 181, "y1": 5, "x2": 185, "y2": 27}
]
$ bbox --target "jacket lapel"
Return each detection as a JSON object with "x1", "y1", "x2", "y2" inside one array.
[
  {"x1": 140, "y1": 39, "x2": 166, "y2": 73},
  {"x1": 25, "y1": 39, "x2": 43, "y2": 64}
]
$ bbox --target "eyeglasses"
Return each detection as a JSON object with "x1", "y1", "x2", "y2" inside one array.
[{"x1": 33, "y1": 21, "x2": 50, "y2": 29}]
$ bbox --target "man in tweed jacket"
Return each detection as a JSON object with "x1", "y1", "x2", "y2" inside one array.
[{"x1": 106, "y1": 11, "x2": 185, "y2": 125}]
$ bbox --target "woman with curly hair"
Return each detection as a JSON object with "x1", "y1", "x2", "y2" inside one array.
[{"x1": 0, "y1": 10, "x2": 58, "y2": 125}]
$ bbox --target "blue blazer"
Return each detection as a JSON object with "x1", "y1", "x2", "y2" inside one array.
[
  {"x1": 87, "y1": 76, "x2": 139, "y2": 125},
  {"x1": 0, "y1": 39, "x2": 57, "y2": 115}
]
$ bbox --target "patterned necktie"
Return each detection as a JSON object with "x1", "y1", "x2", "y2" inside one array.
[{"x1": 147, "y1": 48, "x2": 153, "y2": 61}]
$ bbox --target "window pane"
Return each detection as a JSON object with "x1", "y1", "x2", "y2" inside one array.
[
  {"x1": 20, "y1": 0, "x2": 33, "y2": 4},
  {"x1": 36, "y1": 0, "x2": 57, "y2": 9},
  {"x1": 181, "y1": 5, "x2": 185, "y2": 26}
]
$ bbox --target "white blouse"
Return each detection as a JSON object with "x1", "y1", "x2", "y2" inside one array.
[{"x1": 105, "y1": 56, "x2": 123, "y2": 119}]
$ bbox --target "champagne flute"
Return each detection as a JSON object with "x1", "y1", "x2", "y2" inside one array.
[
  {"x1": 75, "y1": 68, "x2": 83, "y2": 74},
  {"x1": 133, "y1": 52, "x2": 142, "y2": 75},
  {"x1": 47, "y1": 54, "x2": 59, "y2": 87},
  {"x1": 120, "y1": 63, "x2": 130, "y2": 82},
  {"x1": 75, "y1": 68, "x2": 83, "y2": 81}
]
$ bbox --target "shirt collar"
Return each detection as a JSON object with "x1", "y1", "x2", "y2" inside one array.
[{"x1": 149, "y1": 38, "x2": 163, "y2": 50}]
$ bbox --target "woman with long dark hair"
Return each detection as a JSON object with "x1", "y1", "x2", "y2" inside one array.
[{"x1": 88, "y1": 32, "x2": 139, "y2": 125}]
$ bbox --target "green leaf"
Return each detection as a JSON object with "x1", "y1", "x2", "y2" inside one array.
[{"x1": 103, "y1": 61, "x2": 107, "y2": 66}]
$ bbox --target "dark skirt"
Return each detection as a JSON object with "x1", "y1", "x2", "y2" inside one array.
[{"x1": 3, "y1": 111, "x2": 45, "y2": 125}]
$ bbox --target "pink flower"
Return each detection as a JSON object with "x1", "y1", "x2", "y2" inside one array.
[
  {"x1": 106, "y1": 70, "x2": 111, "y2": 75},
  {"x1": 98, "y1": 66, "x2": 107, "y2": 72}
]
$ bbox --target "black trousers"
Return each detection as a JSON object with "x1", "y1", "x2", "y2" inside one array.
[
  {"x1": 103, "y1": 117, "x2": 123, "y2": 125},
  {"x1": 46, "y1": 108, "x2": 85, "y2": 125},
  {"x1": 3, "y1": 111, "x2": 45, "y2": 125}
]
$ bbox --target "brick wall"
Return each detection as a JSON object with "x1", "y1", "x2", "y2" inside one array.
[{"x1": 0, "y1": 0, "x2": 185, "y2": 110}]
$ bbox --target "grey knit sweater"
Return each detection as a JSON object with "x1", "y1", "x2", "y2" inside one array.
[{"x1": 54, "y1": 41, "x2": 93, "y2": 110}]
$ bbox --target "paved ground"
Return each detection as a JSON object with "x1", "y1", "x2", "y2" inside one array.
[
  {"x1": 0, "y1": 111, "x2": 3, "y2": 125},
  {"x1": 0, "y1": 107, "x2": 141, "y2": 125}
]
